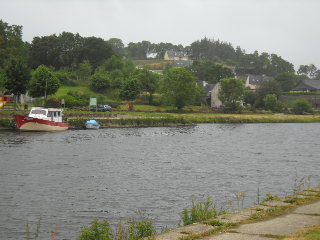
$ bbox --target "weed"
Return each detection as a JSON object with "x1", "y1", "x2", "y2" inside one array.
[
  {"x1": 78, "y1": 219, "x2": 113, "y2": 240},
  {"x1": 263, "y1": 193, "x2": 280, "y2": 202},
  {"x1": 127, "y1": 218, "x2": 156, "y2": 240},
  {"x1": 209, "y1": 220, "x2": 225, "y2": 226},
  {"x1": 24, "y1": 217, "x2": 41, "y2": 240},
  {"x1": 235, "y1": 192, "x2": 247, "y2": 210},
  {"x1": 180, "y1": 197, "x2": 227, "y2": 226}
]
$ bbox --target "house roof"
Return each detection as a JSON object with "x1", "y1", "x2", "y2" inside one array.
[
  {"x1": 291, "y1": 79, "x2": 320, "y2": 91},
  {"x1": 166, "y1": 50, "x2": 187, "y2": 59},
  {"x1": 203, "y1": 83, "x2": 217, "y2": 97},
  {"x1": 173, "y1": 60, "x2": 193, "y2": 67},
  {"x1": 247, "y1": 74, "x2": 273, "y2": 85}
]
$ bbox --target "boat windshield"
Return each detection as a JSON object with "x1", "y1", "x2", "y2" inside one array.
[{"x1": 30, "y1": 109, "x2": 47, "y2": 115}]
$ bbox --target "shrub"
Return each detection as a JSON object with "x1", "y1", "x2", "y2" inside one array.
[
  {"x1": 292, "y1": 98, "x2": 313, "y2": 114},
  {"x1": 45, "y1": 97, "x2": 61, "y2": 108},
  {"x1": 78, "y1": 219, "x2": 113, "y2": 240},
  {"x1": 263, "y1": 94, "x2": 283, "y2": 112},
  {"x1": 60, "y1": 95, "x2": 86, "y2": 107}
]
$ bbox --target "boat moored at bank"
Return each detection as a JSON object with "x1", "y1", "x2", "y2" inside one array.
[{"x1": 15, "y1": 107, "x2": 69, "y2": 132}]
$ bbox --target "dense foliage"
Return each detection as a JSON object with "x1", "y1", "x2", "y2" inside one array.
[
  {"x1": 1, "y1": 18, "x2": 319, "y2": 112},
  {"x1": 292, "y1": 98, "x2": 313, "y2": 114},
  {"x1": 218, "y1": 78, "x2": 245, "y2": 113},
  {"x1": 29, "y1": 65, "x2": 60, "y2": 98},
  {"x1": 161, "y1": 68, "x2": 202, "y2": 109}
]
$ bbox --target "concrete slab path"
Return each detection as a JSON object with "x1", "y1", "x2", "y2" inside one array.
[{"x1": 152, "y1": 189, "x2": 320, "y2": 240}]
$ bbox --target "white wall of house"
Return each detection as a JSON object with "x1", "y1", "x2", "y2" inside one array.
[
  {"x1": 210, "y1": 83, "x2": 222, "y2": 107},
  {"x1": 245, "y1": 76, "x2": 258, "y2": 90}
]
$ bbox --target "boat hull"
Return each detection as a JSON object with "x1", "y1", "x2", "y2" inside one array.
[
  {"x1": 85, "y1": 123, "x2": 100, "y2": 129},
  {"x1": 15, "y1": 114, "x2": 69, "y2": 132}
]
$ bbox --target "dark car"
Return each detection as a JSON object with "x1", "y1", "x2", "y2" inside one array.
[{"x1": 89, "y1": 104, "x2": 112, "y2": 112}]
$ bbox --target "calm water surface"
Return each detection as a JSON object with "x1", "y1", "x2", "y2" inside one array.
[{"x1": 0, "y1": 123, "x2": 320, "y2": 239}]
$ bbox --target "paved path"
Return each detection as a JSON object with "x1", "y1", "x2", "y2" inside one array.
[{"x1": 153, "y1": 188, "x2": 320, "y2": 240}]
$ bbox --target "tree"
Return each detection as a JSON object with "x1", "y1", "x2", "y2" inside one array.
[
  {"x1": 103, "y1": 55, "x2": 124, "y2": 71},
  {"x1": 78, "y1": 219, "x2": 113, "y2": 240},
  {"x1": 78, "y1": 37, "x2": 113, "y2": 69},
  {"x1": 29, "y1": 65, "x2": 60, "y2": 99},
  {"x1": 90, "y1": 71, "x2": 111, "y2": 93},
  {"x1": 243, "y1": 90, "x2": 258, "y2": 106},
  {"x1": 297, "y1": 64, "x2": 318, "y2": 79},
  {"x1": 107, "y1": 38, "x2": 125, "y2": 57},
  {"x1": 4, "y1": 58, "x2": 31, "y2": 97},
  {"x1": 135, "y1": 68, "x2": 159, "y2": 104},
  {"x1": 218, "y1": 78, "x2": 245, "y2": 113},
  {"x1": 275, "y1": 72, "x2": 299, "y2": 92},
  {"x1": 29, "y1": 34, "x2": 61, "y2": 69},
  {"x1": 0, "y1": 20, "x2": 28, "y2": 68},
  {"x1": 256, "y1": 79, "x2": 282, "y2": 107},
  {"x1": 190, "y1": 61, "x2": 234, "y2": 84},
  {"x1": 162, "y1": 68, "x2": 200, "y2": 109},
  {"x1": 119, "y1": 76, "x2": 142, "y2": 100},
  {"x1": 75, "y1": 60, "x2": 92, "y2": 82}
]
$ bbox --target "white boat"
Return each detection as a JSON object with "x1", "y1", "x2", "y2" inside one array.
[
  {"x1": 15, "y1": 107, "x2": 69, "y2": 132},
  {"x1": 85, "y1": 119, "x2": 101, "y2": 129}
]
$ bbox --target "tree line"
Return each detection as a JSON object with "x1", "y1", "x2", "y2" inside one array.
[{"x1": 0, "y1": 19, "x2": 319, "y2": 112}]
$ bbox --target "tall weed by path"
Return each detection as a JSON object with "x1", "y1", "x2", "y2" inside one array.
[{"x1": 180, "y1": 197, "x2": 227, "y2": 226}]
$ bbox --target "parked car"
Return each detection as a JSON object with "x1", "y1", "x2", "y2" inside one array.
[{"x1": 89, "y1": 104, "x2": 112, "y2": 112}]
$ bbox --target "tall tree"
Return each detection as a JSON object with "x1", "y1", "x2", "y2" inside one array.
[
  {"x1": 297, "y1": 64, "x2": 318, "y2": 79},
  {"x1": 135, "y1": 68, "x2": 159, "y2": 104},
  {"x1": 162, "y1": 68, "x2": 201, "y2": 109},
  {"x1": 275, "y1": 72, "x2": 300, "y2": 92},
  {"x1": 78, "y1": 37, "x2": 113, "y2": 69},
  {"x1": 29, "y1": 65, "x2": 60, "y2": 99},
  {"x1": 4, "y1": 58, "x2": 31, "y2": 97},
  {"x1": 29, "y1": 35, "x2": 61, "y2": 69},
  {"x1": 0, "y1": 19, "x2": 28, "y2": 68},
  {"x1": 190, "y1": 60, "x2": 234, "y2": 84},
  {"x1": 107, "y1": 38, "x2": 125, "y2": 57}
]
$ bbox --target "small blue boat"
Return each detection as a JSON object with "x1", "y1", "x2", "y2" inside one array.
[{"x1": 85, "y1": 119, "x2": 101, "y2": 129}]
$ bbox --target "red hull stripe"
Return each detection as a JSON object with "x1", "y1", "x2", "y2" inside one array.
[{"x1": 15, "y1": 114, "x2": 69, "y2": 128}]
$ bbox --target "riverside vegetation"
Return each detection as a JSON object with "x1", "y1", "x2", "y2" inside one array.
[
  {"x1": 1, "y1": 108, "x2": 320, "y2": 130},
  {"x1": 23, "y1": 184, "x2": 320, "y2": 240}
]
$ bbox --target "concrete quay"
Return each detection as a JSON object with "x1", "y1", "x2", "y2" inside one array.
[{"x1": 152, "y1": 187, "x2": 320, "y2": 240}]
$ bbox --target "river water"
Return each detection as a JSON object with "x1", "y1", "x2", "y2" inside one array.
[{"x1": 0, "y1": 123, "x2": 320, "y2": 239}]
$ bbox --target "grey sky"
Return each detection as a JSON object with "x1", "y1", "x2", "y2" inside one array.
[{"x1": 1, "y1": 0, "x2": 320, "y2": 69}]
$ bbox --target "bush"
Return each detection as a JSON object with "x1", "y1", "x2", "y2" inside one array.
[
  {"x1": 292, "y1": 98, "x2": 313, "y2": 114},
  {"x1": 45, "y1": 97, "x2": 61, "y2": 108},
  {"x1": 263, "y1": 94, "x2": 283, "y2": 112},
  {"x1": 60, "y1": 95, "x2": 86, "y2": 107},
  {"x1": 78, "y1": 219, "x2": 113, "y2": 240}
]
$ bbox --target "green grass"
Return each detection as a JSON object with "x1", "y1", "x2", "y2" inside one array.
[{"x1": 53, "y1": 85, "x2": 97, "y2": 98}]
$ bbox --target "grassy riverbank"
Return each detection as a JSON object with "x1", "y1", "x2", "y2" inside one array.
[{"x1": 1, "y1": 110, "x2": 320, "y2": 129}]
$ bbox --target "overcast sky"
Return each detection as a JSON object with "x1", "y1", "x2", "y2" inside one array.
[{"x1": 1, "y1": 0, "x2": 320, "y2": 69}]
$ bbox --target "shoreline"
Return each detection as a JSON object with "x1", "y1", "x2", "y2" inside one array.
[{"x1": 1, "y1": 112, "x2": 320, "y2": 130}]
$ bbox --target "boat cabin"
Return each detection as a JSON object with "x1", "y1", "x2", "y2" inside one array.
[{"x1": 28, "y1": 107, "x2": 64, "y2": 122}]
